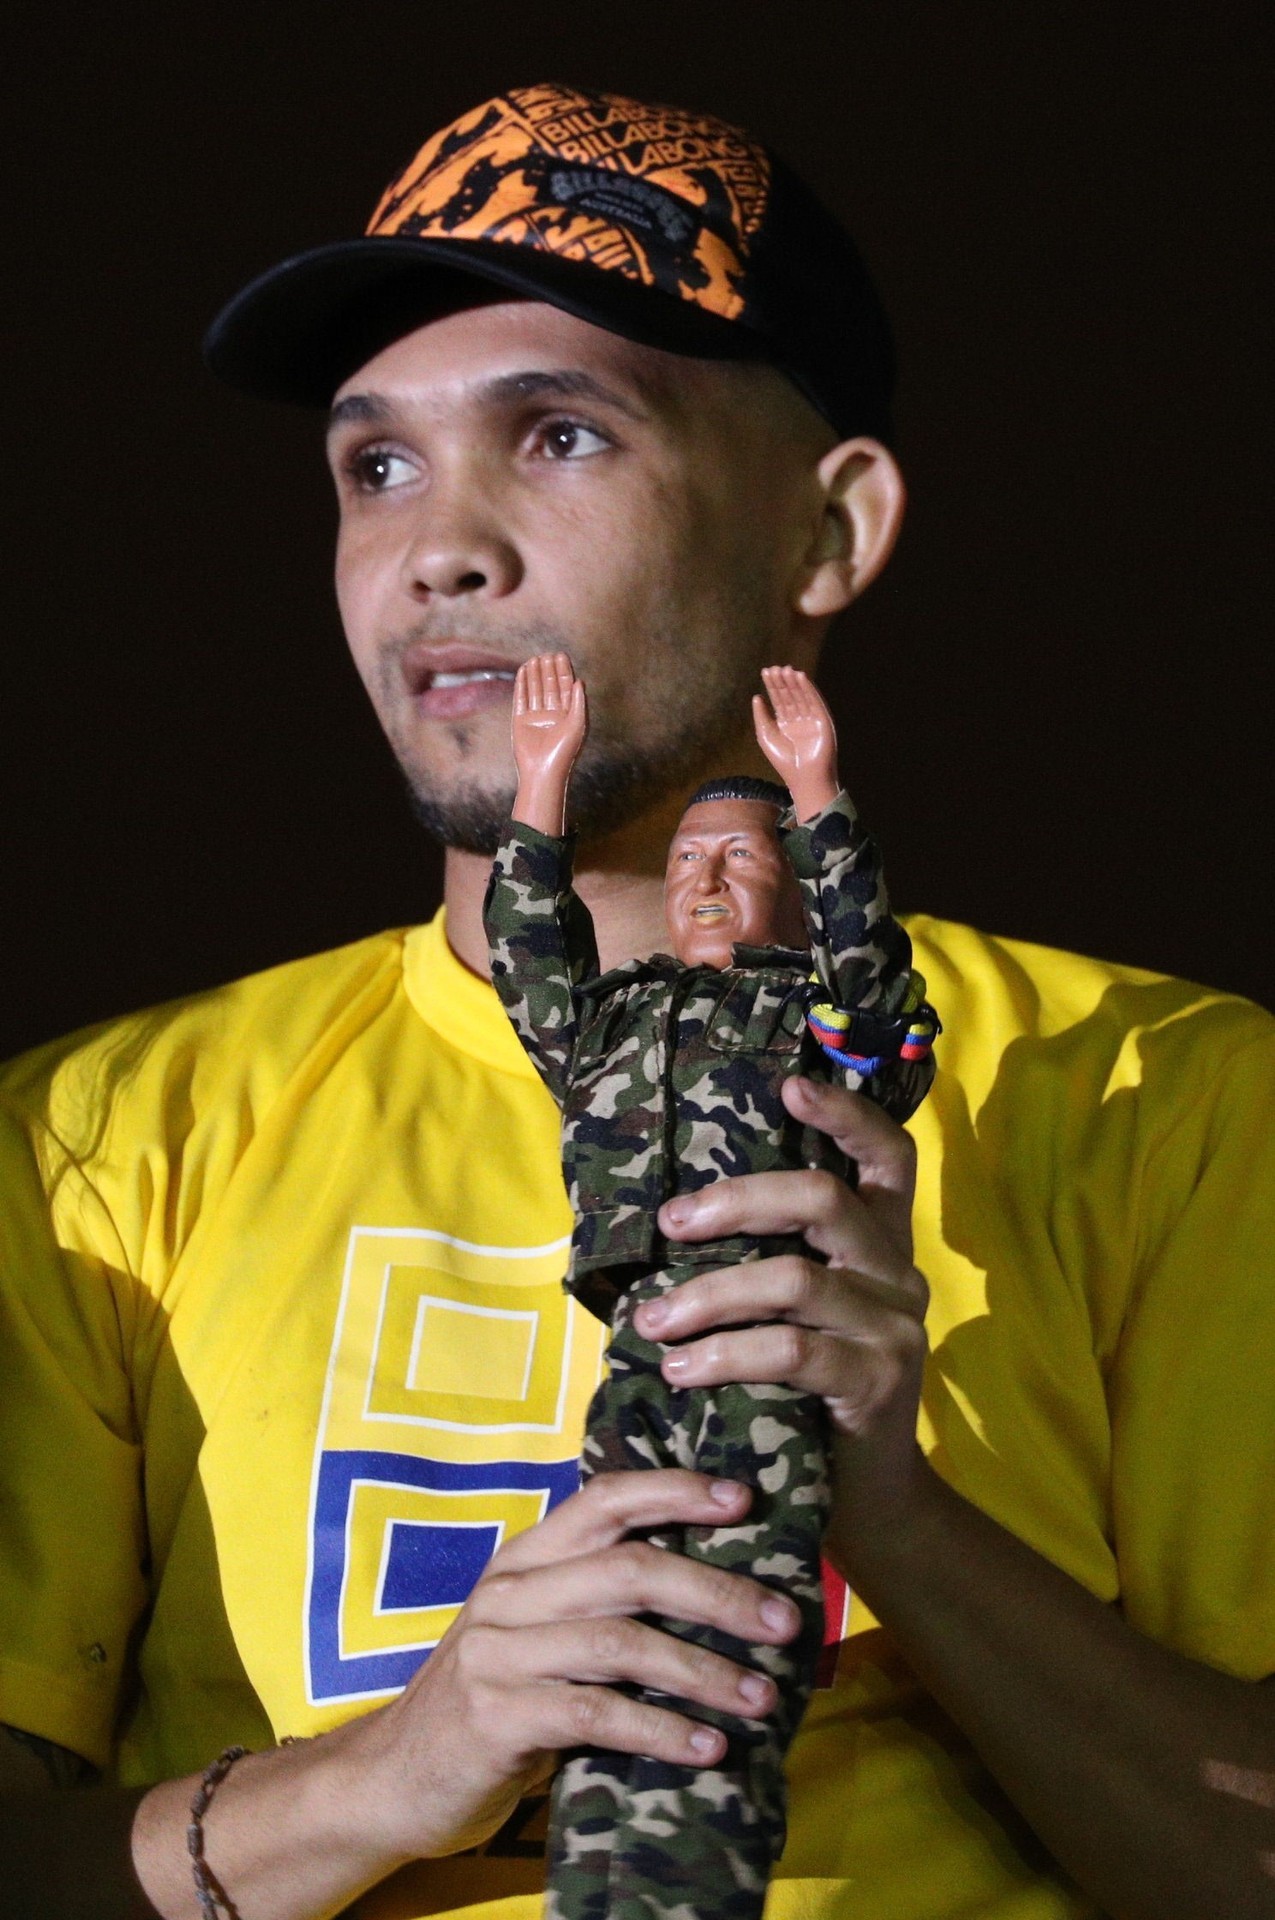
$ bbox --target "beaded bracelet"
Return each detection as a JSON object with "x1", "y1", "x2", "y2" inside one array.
[
  {"x1": 187, "y1": 1745, "x2": 249, "y2": 1919},
  {"x1": 187, "y1": 1736, "x2": 307, "y2": 1919}
]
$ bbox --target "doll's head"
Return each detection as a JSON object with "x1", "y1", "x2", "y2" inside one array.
[{"x1": 664, "y1": 776, "x2": 807, "y2": 969}]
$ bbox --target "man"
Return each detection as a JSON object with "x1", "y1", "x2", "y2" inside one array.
[{"x1": 1, "y1": 82, "x2": 1273, "y2": 1920}]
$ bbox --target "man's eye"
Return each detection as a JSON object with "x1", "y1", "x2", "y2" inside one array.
[
  {"x1": 728, "y1": 846, "x2": 753, "y2": 858},
  {"x1": 348, "y1": 447, "x2": 416, "y2": 492},
  {"x1": 534, "y1": 420, "x2": 611, "y2": 461}
]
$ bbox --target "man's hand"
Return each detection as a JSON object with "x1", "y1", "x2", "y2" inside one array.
[
  {"x1": 637, "y1": 1075, "x2": 932, "y2": 1560},
  {"x1": 127, "y1": 1473, "x2": 800, "y2": 1920},
  {"x1": 751, "y1": 666, "x2": 841, "y2": 825},
  {"x1": 370, "y1": 1469, "x2": 801, "y2": 1862},
  {"x1": 510, "y1": 652, "x2": 588, "y2": 836},
  {"x1": 637, "y1": 1078, "x2": 1275, "y2": 1920}
]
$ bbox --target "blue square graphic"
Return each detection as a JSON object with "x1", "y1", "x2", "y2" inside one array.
[
  {"x1": 380, "y1": 1520, "x2": 502, "y2": 1612},
  {"x1": 307, "y1": 1450, "x2": 581, "y2": 1702}
]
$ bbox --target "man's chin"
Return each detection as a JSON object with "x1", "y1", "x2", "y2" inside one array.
[
  {"x1": 399, "y1": 736, "x2": 722, "y2": 857},
  {"x1": 404, "y1": 779, "x2": 517, "y2": 856}
]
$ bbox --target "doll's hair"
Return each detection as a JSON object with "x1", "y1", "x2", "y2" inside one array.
[{"x1": 683, "y1": 775, "x2": 790, "y2": 813}]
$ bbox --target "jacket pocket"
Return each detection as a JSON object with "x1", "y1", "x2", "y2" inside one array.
[{"x1": 706, "y1": 976, "x2": 806, "y2": 1054}]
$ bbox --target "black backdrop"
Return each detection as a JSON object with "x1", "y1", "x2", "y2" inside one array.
[{"x1": 5, "y1": 3, "x2": 1271, "y2": 1060}]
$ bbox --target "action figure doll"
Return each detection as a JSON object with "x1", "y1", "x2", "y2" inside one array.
[{"x1": 483, "y1": 654, "x2": 939, "y2": 1920}]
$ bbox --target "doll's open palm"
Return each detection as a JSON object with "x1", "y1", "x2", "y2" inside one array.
[
  {"x1": 510, "y1": 653, "x2": 588, "y2": 835},
  {"x1": 752, "y1": 666, "x2": 840, "y2": 821}
]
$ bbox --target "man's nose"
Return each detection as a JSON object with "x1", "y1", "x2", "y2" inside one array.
[{"x1": 401, "y1": 475, "x2": 522, "y2": 600}]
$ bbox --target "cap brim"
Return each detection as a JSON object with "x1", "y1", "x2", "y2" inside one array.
[{"x1": 204, "y1": 234, "x2": 766, "y2": 406}]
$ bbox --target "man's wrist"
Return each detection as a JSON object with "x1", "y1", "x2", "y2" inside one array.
[
  {"x1": 315, "y1": 1699, "x2": 423, "y2": 1868},
  {"x1": 130, "y1": 1712, "x2": 415, "y2": 1920},
  {"x1": 827, "y1": 1440, "x2": 953, "y2": 1599}
]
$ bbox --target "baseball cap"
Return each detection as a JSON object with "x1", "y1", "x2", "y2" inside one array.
[{"x1": 205, "y1": 83, "x2": 895, "y2": 442}]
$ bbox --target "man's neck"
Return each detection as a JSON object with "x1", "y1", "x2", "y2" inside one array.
[{"x1": 443, "y1": 782, "x2": 692, "y2": 979}]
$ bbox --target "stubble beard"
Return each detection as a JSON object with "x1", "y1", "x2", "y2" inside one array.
[{"x1": 381, "y1": 589, "x2": 774, "y2": 857}]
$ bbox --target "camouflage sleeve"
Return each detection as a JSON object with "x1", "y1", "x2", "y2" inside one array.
[
  {"x1": 780, "y1": 789, "x2": 913, "y2": 1013},
  {"x1": 782, "y1": 792, "x2": 937, "y2": 1123},
  {"x1": 482, "y1": 822, "x2": 600, "y2": 1106}
]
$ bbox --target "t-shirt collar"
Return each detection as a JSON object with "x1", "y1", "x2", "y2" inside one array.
[{"x1": 402, "y1": 909, "x2": 539, "y2": 1078}]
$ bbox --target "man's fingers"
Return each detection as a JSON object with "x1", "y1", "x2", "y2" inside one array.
[
  {"x1": 660, "y1": 1129, "x2": 911, "y2": 1245},
  {"x1": 474, "y1": 1532, "x2": 802, "y2": 1649},
  {"x1": 512, "y1": 1682, "x2": 728, "y2": 1768},
  {"x1": 784, "y1": 1076, "x2": 917, "y2": 1193},
  {"x1": 491, "y1": 1468, "x2": 753, "y2": 1572},
  {"x1": 781, "y1": 1078, "x2": 917, "y2": 1248},
  {"x1": 659, "y1": 1167, "x2": 912, "y2": 1278},
  {"x1": 637, "y1": 1251, "x2": 927, "y2": 1346},
  {"x1": 467, "y1": 1617, "x2": 778, "y2": 1722},
  {"x1": 658, "y1": 1312, "x2": 926, "y2": 1400},
  {"x1": 656, "y1": 1084, "x2": 917, "y2": 1287}
]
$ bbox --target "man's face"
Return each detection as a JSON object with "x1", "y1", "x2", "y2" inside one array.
[
  {"x1": 664, "y1": 798, "x2": 807, "y2": 969},
  {"x1": 328, "y1": 298, "x2": 829, "y2": 851}
]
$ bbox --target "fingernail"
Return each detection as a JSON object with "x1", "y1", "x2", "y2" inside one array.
[
  {"x1": 640, "y1": 1300, "x2": 669, "y2": 1329},
  {"x1": 664, "y1": 1352, "x2": 690, "y2": 1375},
  {"x1": 663, "y1": 1201, "x2": 690, "y2": 1228},
  {"x1": 710, "y1": 1480, "x2": 741, "y2": 1505},
  {"x1": 738, "y1": 1673, "x2": 771, "y2": 1707},
  {"x1": 689, "y1": 1729, "x2": 720, "y2": 1756},
  {"x1": 761, "y1": 1598, "x2": 798, "y2": 1633}
]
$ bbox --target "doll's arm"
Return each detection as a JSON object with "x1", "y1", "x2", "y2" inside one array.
[
  {"x1": 511, "y1": 653, "x2": 588, "y2": 837},
  {"x1": 787, "y1": 797, "x2": 938, "y2": 1122},
  {"x1": 753, "y1": 667, "x2": 904, "y2": 1005},
  {"x1": 752, "y1": 666, "x2": 840, "y2": 823},
  {"x1": 484, "y1": 826, "x2": 599, "y2": 1105},
  {"x1": 760, "y1": 677, "x2": 939, "y2": 1122},
  {"x1": 486, "y1": 658, "x2": 598, "y2": 1103}
]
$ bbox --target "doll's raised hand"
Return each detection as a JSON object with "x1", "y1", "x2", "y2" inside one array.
[
  {"x1": 752, "y1": 666, "x2": 840, "y2": 822},
  {"x1": 511, "y1": 652, "x2": 589, "y2": 836}
]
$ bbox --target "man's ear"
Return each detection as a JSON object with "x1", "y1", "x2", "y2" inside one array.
[{"x1": 796, "y1": 439, "x2": 907, "y2": 618}]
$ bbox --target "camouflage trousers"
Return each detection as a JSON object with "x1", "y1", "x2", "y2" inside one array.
[{"x1": 545, "y1": 1241, "x2": 831, "y2": 1920}]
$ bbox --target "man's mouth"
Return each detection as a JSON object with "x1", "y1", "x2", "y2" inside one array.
[
  {"x1": 401, "y1": 645, "x2": 520, "y2": 720},
  {"x1": 422, "y1": 664, "x2": 514, "y2": 695},
  {"x1": 691, "y1": 903, "x2": 731, "y2": 921},
  {"x1": 429, "y1": 669, "x2": 517, "y2": 690}
]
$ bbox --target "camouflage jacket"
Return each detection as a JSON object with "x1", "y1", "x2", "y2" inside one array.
[{"x1": 483, "y1": 791, "x2": 934, "y2": 1317}]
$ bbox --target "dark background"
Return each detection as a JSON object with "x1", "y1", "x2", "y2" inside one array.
[{"x1": 5, "y1": 3, "x2": 1271, "y2": 1061}]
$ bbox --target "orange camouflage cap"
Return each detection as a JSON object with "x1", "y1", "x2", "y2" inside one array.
[{"x1": 205, "y1": 84, "x2": 895, "y2": 440}]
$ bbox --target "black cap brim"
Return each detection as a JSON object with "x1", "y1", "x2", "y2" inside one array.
[{"x1": 203, "y1": 234, "x2": 766, "y2": 407}]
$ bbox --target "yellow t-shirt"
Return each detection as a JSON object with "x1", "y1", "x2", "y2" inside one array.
[{"x1": 1, "y1": 910, "x2": 1272, "y2": 1920}]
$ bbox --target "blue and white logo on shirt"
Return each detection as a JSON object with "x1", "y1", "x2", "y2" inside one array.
[{"x1": 304, "y1": 1227, "x2": 594, "y2": 1705}]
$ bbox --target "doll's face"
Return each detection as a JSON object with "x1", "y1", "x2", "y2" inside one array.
[{"x1": 664, "y1": 798, "x2": 807, "y2": 969}]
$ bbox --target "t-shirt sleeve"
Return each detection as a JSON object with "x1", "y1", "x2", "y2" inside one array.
[
  {"x1": 0, "y1": 1100, "x2": 149, "y2": 1768},
  {"x1": 1108, "y1": 1022, "x2": 1275, "y2": 1679}
]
